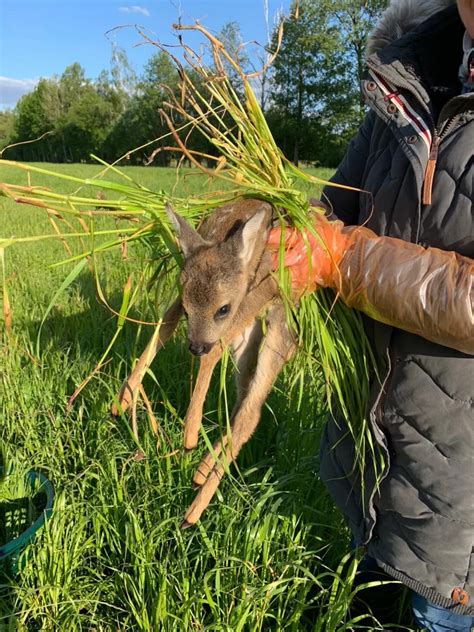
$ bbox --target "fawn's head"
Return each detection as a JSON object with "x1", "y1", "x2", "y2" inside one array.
[{"x1": 166, "y1": 202, "x2": 272, "y2": 356}]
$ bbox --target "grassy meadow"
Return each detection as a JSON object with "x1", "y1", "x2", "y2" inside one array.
[{"x1": 0, "y1": 163, "x2": 409, "y2": 630}]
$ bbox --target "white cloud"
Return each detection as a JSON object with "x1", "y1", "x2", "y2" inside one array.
[
  {"x1": 118, "y1": 5, "x2": 150, "y2": 17},
  {"x1": 0, "y1": 76, "x2": 40, "y2": 107}
]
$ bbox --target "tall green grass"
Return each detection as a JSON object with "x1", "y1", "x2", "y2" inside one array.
[{"x1": 0, "y1": 164, "x2": 412, "y2": 630}]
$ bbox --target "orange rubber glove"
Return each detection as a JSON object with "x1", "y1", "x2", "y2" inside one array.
[{"x1": 267, "y1": 214, "x2": 349, "y2": 294}]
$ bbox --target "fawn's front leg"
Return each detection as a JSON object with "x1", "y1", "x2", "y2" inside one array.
[
  {"x1": 192, "y1": 319, "x2": 263, "y2": 487},
  {"x1": 183, "y1": 304, "x2": 295, "y2": 527},
  {"x1": 184, "y1": 345, "x2": 223, "y2": 450},
  {"x1": 183, "y1": 276, "x2": 277, "y2": 452},
  {"x1": 112, "y1": 298, "x2": 182, "y2": 416}
]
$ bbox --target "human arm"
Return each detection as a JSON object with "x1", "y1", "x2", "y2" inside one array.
[{"x1": 267, "y1": 216, "x2": 474, "y2": 355}]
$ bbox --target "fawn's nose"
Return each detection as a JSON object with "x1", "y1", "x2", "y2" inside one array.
[{"x1": 189, "y1": 341, "x2": 213, "y2": 356}]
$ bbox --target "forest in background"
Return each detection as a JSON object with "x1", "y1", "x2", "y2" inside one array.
[{"x1": 0, "y1": 0, "x2": 387, "y2": 168}]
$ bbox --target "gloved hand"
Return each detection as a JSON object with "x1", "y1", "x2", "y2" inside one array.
[{"x1": 267, "y1": 212, "x2": 349, "y2": 294}]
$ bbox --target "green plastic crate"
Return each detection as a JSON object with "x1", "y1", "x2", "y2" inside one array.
[{"x1": 0, "y1": 470, "x2": 54, "y2": 575}]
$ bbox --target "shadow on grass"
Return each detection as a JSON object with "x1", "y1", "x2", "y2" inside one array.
[{"x1": 23, "y1": 274, "x2": 129, "y2": 355}]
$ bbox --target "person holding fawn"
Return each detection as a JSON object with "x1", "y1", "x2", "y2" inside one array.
[{"x1": 269, "y1": 0, "x2": 473, "y2": 629}]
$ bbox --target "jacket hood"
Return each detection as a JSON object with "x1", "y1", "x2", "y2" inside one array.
[{"x1": 367, "y1": 0, "x2": 457, "y2": 56}]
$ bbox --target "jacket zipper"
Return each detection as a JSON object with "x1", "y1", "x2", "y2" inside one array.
[
  {"x1": 423, "y1": 115, "x2": 460, "y2": 204},
  {"x1": 422, "y1": 135, "x2": 440, "y2": 205}
]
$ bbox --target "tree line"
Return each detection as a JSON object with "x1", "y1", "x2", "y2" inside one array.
[{"x1": 0, "y1": 0, "x2": 387, "y2": 168}]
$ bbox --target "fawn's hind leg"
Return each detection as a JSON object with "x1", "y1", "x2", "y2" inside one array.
[
  {"x1": 183, "y1": 304, "x2": 295, "y2": 527},
  {"x1": 192, "y1": 319, "x2": 264, "y2": 487}
]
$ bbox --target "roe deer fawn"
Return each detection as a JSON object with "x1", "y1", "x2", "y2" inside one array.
[{"x1": 112, "y1": 198, "x2": 296, "y2": 526}]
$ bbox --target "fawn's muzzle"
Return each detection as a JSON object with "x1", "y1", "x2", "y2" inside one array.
[{"x1": 189, "y1": 341, "x2": 214, "y2": 356}]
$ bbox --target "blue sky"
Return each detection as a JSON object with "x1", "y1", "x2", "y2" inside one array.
[{"x1": 0, "y1": 0, "x2": 291, "y2": 109}]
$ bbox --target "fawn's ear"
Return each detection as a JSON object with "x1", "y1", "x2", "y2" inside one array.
[
  {"x1": 165, "y1": 203, "x2": 209, "y2": 259},
  {"x1": 237, "y1": 209, "x2": 269, "y2": 266}
]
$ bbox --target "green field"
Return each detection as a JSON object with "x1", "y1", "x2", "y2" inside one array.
[{"x1": 0, "y1": 163, "x2": 409, "y2": 630}]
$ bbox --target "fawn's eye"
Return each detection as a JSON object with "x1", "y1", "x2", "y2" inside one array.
[{"x1": 215, "y1": 304, "x2": 231, "y2": 319}]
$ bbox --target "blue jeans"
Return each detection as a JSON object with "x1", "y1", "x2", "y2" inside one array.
[
  {"x1": 412, "y1": 593, "x2": 474, "y2": 632},
  {"x1": 355, "y1": 554, "x2": 474, "y2": 631}
]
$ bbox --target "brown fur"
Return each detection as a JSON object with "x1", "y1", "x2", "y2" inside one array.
[{"x1": 113, "y1": 199, "x2": 296, "y2": 526}]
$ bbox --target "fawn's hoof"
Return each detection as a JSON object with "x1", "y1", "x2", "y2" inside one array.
[
  {"x1": 180, "y1": 519, "x2": 194, "y2": 530},
  {"x1": 192, "y1": 469, "x2": 209, "y2": 488},
  {"x1": 111, "y1": 397, "x2": 130, "y2": 417},
  {"x1": 183, "y1": 437, "x2": 199, "y2": 452}
]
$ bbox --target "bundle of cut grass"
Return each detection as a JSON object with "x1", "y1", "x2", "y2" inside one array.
[{"x1": 0, "y1": 19, "x2": 383, "y2": 500}]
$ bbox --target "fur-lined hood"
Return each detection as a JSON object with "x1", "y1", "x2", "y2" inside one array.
[{"x1": 367, "y1": 0, "x2": 457, "y2": 56}]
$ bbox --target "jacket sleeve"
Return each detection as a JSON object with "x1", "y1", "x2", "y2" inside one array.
[
  {"x1": 322, "y1": 110, "x2": 375, "y2": 225},
  {"x1": 336, "y1": 226, "x2": 474, "y2": 355}
]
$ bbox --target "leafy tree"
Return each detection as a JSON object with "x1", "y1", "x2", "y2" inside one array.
[
  {"x1": 110, "y1": 43, "x2": 138, "y2": 98},
  {"x1": 267, "y1": 2, "x2": 333, "y2": 165},
  {"x1": 328, "y1": 0, "x2": 388, "y2": 113},
  {"x1": 105, "y1": 52, "x2": 181, "y2": 164},
  {"x1": 58, "y1": 63, "x2": 87, "y2": 112},
  {"x1": 60, "y1": 89, "x2": 118, "y2": 162},
  {"x1": 55, "y1": 64, "x2": 120, "y2": 161},
  {"x1": 13, "y1": 80, "x2": 51, "y2": 139},
  {"x1": 6, "y1": 63, "x2": 126, "y2": 162},
  {"x1": 96, "y1": 70, "x2": 128, "y2": 115},
  {"x1": 0, "y1": 111, "x2": 15, "y2": 151},
  {"x1": 9, "y1": 79, "x2": 60, "y2": 161},
  {"x1": 268, "y1": 0, "x2": 387, "y2": 166}
]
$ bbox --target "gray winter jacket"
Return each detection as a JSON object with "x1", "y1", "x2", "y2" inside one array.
[{"x1": 320, "y1": 0, "x2": 474, "y2": 615}]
